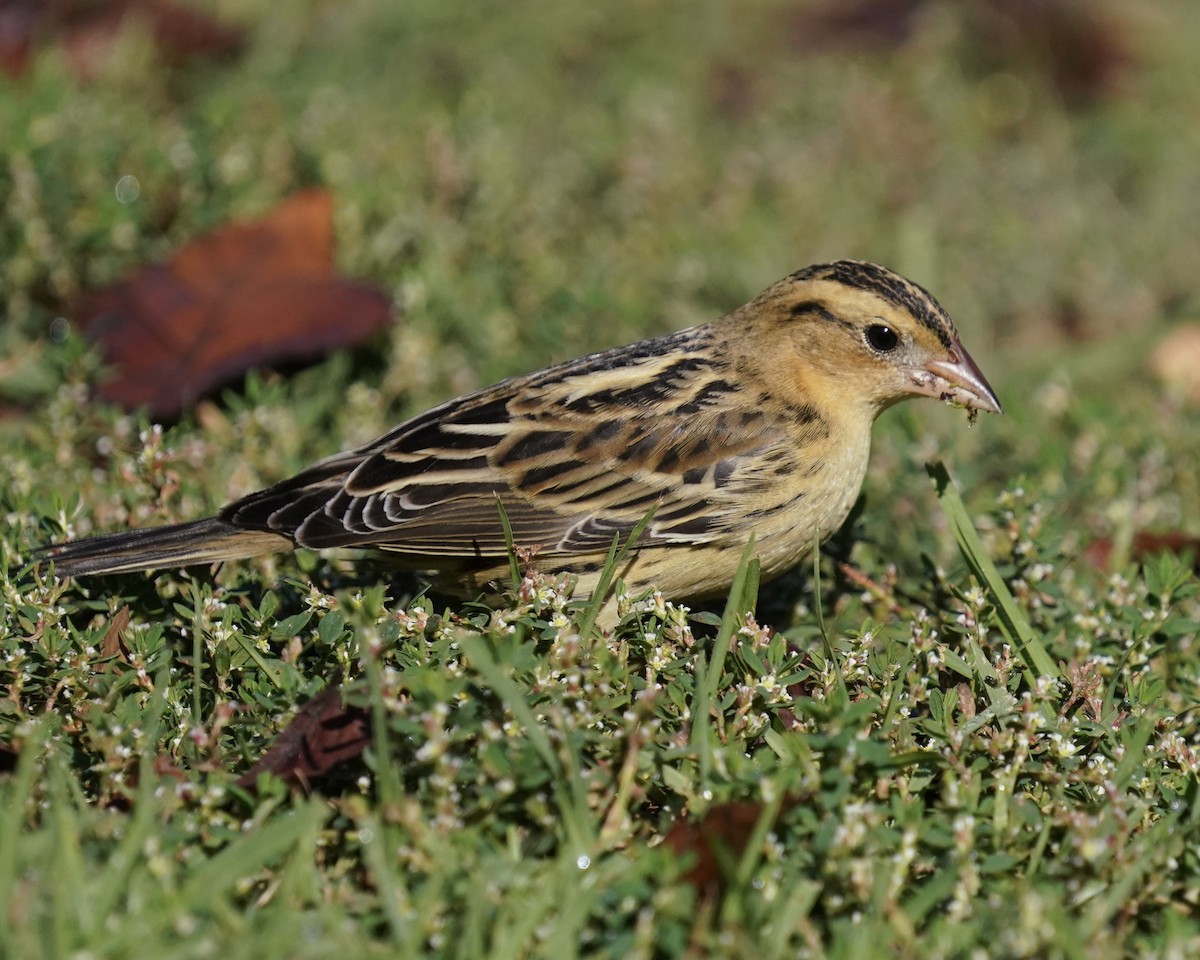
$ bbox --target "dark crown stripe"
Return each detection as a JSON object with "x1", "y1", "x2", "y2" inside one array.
[{"x1": 791, "y1": 260, "x2": 957, "y2": 348}]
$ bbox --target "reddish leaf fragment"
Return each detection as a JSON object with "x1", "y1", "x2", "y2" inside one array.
[
  {"x1": 664, "y1": 797, "x2": 797, "y2": 898},
  {"x1": 0, "y1": 1, "x2": 39, "y2": 77},
  {"x1": 1084, "y1": 532, "x2": 1200, "y2": 572},
  {"x1": 0, "y1": 0, "x2": 244, "y2": 80},
  {"x1": 236, "y1": 683, "x2": 371, "y2": 793},
  {"x1": 153, "y1": 754, "x2": 188, "y2": 782},
  {"x1": 785, "y1": 0, "x2": 1134, "y2": 103},
  {"x1": 141, "y1": 0, "x2": 245, "y2": 67},
  {"x1": 99, "y1": 605, "x2": 133, "y2": 663},
  {"x1": 982, "y1": 0, "x2": 1133, "y2": 103},
  {"x1": 787, "y1": 0, "x2": 924, "y2": 52},
  {"x1": 76, "y1": 190, "x2": 393, "y2": 420}
]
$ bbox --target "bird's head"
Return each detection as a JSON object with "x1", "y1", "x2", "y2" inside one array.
[{"x1": 745, "y1": 259, "x2": 1002, "y2": 420}]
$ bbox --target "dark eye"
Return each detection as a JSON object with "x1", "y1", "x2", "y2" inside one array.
[{"x1": 865, "y1": 324, "x2": 899, "y2": 352}]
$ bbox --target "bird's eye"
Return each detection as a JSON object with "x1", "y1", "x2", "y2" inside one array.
[{"x1": 865, "y1": 324, "x2": 899, "y2": 352}]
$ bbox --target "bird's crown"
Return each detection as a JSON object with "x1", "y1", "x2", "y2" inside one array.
[{"x1": 787, "y1": 259, "x2": 959, "y2": 349}]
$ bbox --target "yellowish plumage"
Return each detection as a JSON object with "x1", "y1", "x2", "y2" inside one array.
[{"x1": 47, "y1": 260, "x2": 1001, "y2": 612}]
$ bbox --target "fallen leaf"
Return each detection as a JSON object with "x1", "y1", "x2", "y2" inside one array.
[
  {"x1": 0, "y1": 0, "x2": 39, "y2": 77},
  {"x1": 236, "y1": 683, "x2": 371, "y2": 792},
  {"x1": 786, "y1": 0, "x2": 926, "y2": 53},
  {"x1": 0, "y1": 0, "x2": 244, "y2": 80},
  {"x1": 1084, "y1": 532, "x2": 1200, "y2": 572},
  {"x1": 663, "y1": 797, "x2": 798, "y2": 898},
  {"x1": 982, "y1": 0, "x2": 1133, "y2": 103},
  {"x1": 139, "y1": 0, "x2": 246, "y2": 67},
  {"x1": 76, "y1": 189, "x2": 393, "y2": 420},
  {"x1": 785, "y1": 0, "x2": 1134, "y2": 103},
  {"x1": 99, "y1": 605, "x2": 132, "y2": 662}
]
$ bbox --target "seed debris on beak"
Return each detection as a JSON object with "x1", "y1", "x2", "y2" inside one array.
[{"x1": 908, "y1": 339, "x2": 1003, "y2": 417}]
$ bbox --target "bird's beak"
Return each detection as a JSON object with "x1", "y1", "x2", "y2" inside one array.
[{"x1": 908, "y1": 339, "x2": 1003, "y2": 415}]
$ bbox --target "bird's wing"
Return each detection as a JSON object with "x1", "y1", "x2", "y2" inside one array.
[{"x1": 222, "y1": 326, "x2": 794, "y2": 560}]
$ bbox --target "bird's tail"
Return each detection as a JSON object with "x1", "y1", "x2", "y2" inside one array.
[{"x1": 43, "y1": 518, "x2": 292, "y2": 577}]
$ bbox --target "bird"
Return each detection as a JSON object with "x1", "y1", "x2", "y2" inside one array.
[{"x1": 45, "y1": 260, "x2": 1001, "y2": 612}]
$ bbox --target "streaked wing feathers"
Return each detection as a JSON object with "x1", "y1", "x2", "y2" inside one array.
[{"x1": 221, "y1": 324, "x2": 790, "y2": 560}]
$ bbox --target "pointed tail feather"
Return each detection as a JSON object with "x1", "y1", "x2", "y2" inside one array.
[{"x1": 44, "y1": 518, "x2": 293, "y2": 577}]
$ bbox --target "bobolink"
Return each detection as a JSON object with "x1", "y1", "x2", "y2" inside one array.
[{"x1": 47, "y1": 260, "x2": 1001, "y2": 610}]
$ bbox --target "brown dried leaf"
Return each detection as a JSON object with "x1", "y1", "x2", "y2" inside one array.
[
  {"x1": 0, "y1": 0, "x2": 243, "y2": 80},
  {"x1": 785, "y1": 0, "x2": 1134, "y2": 103},
  {"x1": 236, "y1": 683, "x2": 371, "y2": 793},
  {"x1": 663, "y1": 797, "x2": 797, "y2": 898},
  {"x1": 99, "y1": 605, "x2": 132, "y2": 662},
  {"x1": 982, "y1": 0, "x2": 1134, "y2": 103},
  {"x1": 0, "y1": 0, "x2": 39, "y2": 77},
  {"x1": 786, "y1": 0, "x2": 925, "y2": 53},
  {"x1": 76, "y1": 190, "x2": 393, "y2": 419},
  {"x1": 1084, "y1": 532, "x2": 1200, "y2": 572}
]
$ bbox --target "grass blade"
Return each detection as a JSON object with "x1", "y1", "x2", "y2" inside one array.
[
  {"x1": 927, "y1": 461, "x2": 1059, "y2": 682},
  {"x1": 495, "y1": 496, "x2": 523, "y2": 592},
  {"x1": 814, "y1": 539, "x2": 848, "y2": 709},
  {"x1": 576, "y1": 505, "x2": 657, "y2": 639},
  {"x1": 704, "y1": 536, "x2": 759, "y2": 701}
]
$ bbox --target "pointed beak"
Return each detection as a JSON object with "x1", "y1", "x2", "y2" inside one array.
[{"x1": 908, "y1": 339, "x2": 1003, "y2": 415}]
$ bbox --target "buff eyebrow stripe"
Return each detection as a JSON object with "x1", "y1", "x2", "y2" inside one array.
[
  {"x1": 826, "y1": 261, "x2": 955, "y2": 346},
  {"x1": 792, "y1": 261, "x2": 956, "y2": 347}
]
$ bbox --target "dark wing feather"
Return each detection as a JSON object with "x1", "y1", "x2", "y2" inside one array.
[{"x1": 221, "y1": 324, "x2": 793, "y2": 561}]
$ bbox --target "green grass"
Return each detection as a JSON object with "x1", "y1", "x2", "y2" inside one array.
[{"x1": 3, "y1": 1, "x2": 1200, "y2": 956}]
